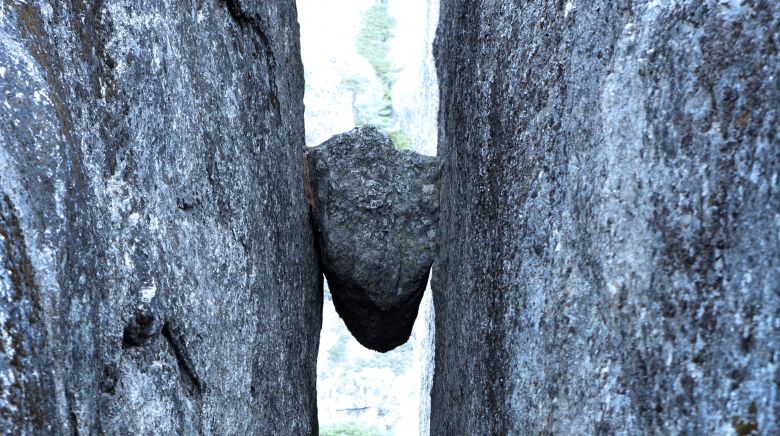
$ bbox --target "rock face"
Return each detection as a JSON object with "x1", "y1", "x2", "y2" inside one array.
[
  {"x1": 0, "y1": 1, "x2": 320, "y2": 434},
  {"x1": 432, "y1": 1, "x2": 779, "y2": 435},
  {"x1": 306, "y1": 127, "x2": 439, "y2": 352}
]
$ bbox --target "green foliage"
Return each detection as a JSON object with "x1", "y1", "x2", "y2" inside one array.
[
  {"x1": 353, "y1": 5, "x2": 411, "y2": 151},
  {"x1": 328, "y1": 333, "x2": 349, "y2": 365},
  {"x1": 348, "y1": 341, "x2": 412, "y2": 376},
  {"x1": 340, "y1": 75, "x2": 366, "y2": 94},
  {"x1": 386, "y1": 341, "x2": 412, "y2": 375},
  {"x1": 320, "y1": 422, "x2": 386, "y2": 436},
  {"x1": 388, "y1": 130, "x2": 413, "y2": 150},
  {"x1": 356, "y1": 5, "x2": 397, "y2": 88}
]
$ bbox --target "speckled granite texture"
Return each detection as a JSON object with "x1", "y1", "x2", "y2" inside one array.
[
  {"x1": 0, "y1": 1, "x2": 320, "y2": 434},
  {"x1": 432, "y1": 1, "x2": 779, "y2": 434}
]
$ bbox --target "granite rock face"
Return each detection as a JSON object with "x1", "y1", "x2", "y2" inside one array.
[
  {"x1": 306, "y1": 127, "x2": 439, "y2": 352},
  {"x1": 0, "y1": 1, "x2": 321, "y2": 434},
  {"x1": 432, "y1": 1, "x2": 779, "y2": 435}
]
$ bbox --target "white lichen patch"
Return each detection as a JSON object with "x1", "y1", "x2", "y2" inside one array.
[
  {"x1": 104, "y1": 4, "x2": 168, "y2": 79},
  {"x1": 124, "y1": 251, "x2": 134, "y2": 269},
  {"x1": 223, "y1": 88, "x2": 238, "y2": 120},
  {"x1": 140, "y1": 284, "x2": 157, "y2": 303},
  {"x1": 564, "y1": 1, "x2": 574, "y2": 17}
]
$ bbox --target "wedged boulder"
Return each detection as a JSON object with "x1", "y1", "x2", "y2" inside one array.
[{"x1": 306, "y1": 126, "x2": 440, "y2": 352}]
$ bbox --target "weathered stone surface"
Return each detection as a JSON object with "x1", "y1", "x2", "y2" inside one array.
[
  {"x1": 0, "y1": 1, "x2": 320, "y2": 434},
  {"x1": 432, "y1": 1, "x2": 779, "y2": 435},
  {"x1": 307, "y1": 126, "x2": 439, "y2": 352}
]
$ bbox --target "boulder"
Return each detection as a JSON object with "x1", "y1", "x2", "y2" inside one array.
[{"x1": 306, "y1": 126, "x2": 440, "y2": 352}]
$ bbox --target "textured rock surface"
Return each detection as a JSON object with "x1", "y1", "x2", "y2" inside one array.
[
  {"x1": 0, "y1": 1, "x2": 320, "y2": 434},
  {"x1": 432, "y1": 1, "x2": 779, "y2": 435},
  {"x1": 307, "y1": 126, "x2": 439, "y2": 352}
]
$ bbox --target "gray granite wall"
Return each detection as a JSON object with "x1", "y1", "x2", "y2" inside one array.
[
  {"x1": 432, "y1": 1, "x2": 779, "y2": 434},
  {"x1": 0, "y1": 1, "x2": 320, "y2": 434}
]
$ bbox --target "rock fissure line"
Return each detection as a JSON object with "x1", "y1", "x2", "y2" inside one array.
[
  {"x1": 121, "y1": 303, "x2": 203, "y2": 394},
  {"x1": 161, "y1": 322, "x2": 204, "y2": 394},
  {"x1": 222, "y1": 0, "x2": 281, "y2": 113}
]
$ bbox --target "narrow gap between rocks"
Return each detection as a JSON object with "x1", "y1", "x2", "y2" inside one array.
[{"x1": 297, "y1": 1, "x2": 439, "y2": 434}]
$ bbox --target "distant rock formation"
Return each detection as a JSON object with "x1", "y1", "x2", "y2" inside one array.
[
  {"x1": 432, "y1": 1, "x2": 779, "y2": 434},
  {"x1": 0, "y1": 1, "x2": 320, "y2": 433},
  {"x1": 306, "y1": 127, "x2": 440, "y2": 352}
]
